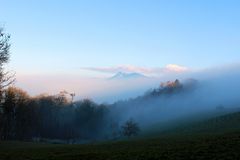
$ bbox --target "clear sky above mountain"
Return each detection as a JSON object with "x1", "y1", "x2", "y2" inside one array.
[{"x1": 1, "y1": 0, "x2": 240, "y2": 76}]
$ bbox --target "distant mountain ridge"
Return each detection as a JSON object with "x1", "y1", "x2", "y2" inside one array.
[{"x1": 108, "y1": 72, "x2": 147, "y2": 80}]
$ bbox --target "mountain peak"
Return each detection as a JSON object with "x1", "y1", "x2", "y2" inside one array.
[{"x1": 109, "y1": 72, "x2": 146, "y2": 80}]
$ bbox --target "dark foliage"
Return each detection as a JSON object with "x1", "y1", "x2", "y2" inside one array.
[
  {"x1": 121, "y1": 118, "x2": 140, "y2": 138},
  {"x1": 0, "y1": 87, "x2": 110, "y2": 141}
]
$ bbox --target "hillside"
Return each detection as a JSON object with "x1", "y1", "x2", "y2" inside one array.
[
  {"x1": 158, "y1": 112, "x2": 240, "y2": 135},
  {"x1": 1, "y1": 110, "x2": 240, "y2": 160},
  {"x1": 170, "y1": 111, "x2": 240, "y2": 134},
  {"x1": 142, "y1": 109, "x2": 240, "y2": 137}
]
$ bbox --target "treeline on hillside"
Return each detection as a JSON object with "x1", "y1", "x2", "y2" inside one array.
[
  {"x1": 109, "y1": 79, "x2": 198, "y2": 127},
  {"x1": 148, "y1": 79, "x2": 198, "y2": 97},
  {"x1": 0, "y1": 87, "x2": 110, "y2": 141},
  {"x1": 0, "y1": 79, "x2": 189, "y2": 142},
  {"x1": 0, "y1": 88, "x2": 144, "y2": 142},
  {"x1": 113, "y1": 78, "x2": 197, "y2": 107}
]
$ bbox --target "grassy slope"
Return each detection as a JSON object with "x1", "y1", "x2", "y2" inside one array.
[
  {"x1": 141, "y1": 108, "x2": 240, "y2": 137},
  {"x1": 1, "y1": 111, "x2": 240, "y2": 160}
]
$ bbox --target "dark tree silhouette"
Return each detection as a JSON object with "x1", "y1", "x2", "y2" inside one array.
[
  {"x1": 0, "y1": 28, "x2": 15, "y2": 140},
  {"x1": 0, "y1": 28, "x2": 10, "y2": 64},
  {"x1": 0, "y1": 28, "x2": 15, "y2": 91},
  {"x1": 1, "y1": 87, "x2": 29, "y2": 140},
  {"x1": 121, "y1": 118, "x2": 140, "y2": 138}
]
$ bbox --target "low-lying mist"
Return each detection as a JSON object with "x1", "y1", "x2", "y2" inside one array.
[
  {"x1": 15, "y1": 74, "x2": 160, "y2": 103},
  {"x1": 14, "y1": 63, "x2": 240, "y2": 136},
  {"x1": 109, "y1": 63, "x2": 240, "y2": 129}
]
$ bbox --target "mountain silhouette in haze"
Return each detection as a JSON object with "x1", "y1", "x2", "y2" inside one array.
[{"x1": 108, "y1": 72, "x2": 147, "y2": 80}]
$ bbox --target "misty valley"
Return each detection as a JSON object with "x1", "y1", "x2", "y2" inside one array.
[
  {"x1": 1, "y1": 1, "x2": 240, "y2": 159},
  {"x1": 1, "y1": 79, "x2": 198, "y2": 142},
  {"x1": 1, "y1": 74, "x2": 240, "y2": 159}
]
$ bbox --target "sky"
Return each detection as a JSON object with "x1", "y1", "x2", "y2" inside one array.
[{"x1": 0, "y1": 0, "x2": 240, "y2": 101}]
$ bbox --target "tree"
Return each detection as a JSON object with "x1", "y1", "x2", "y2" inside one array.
[
  {"x1": 121, "y1": 118, "x2": 140, "y2": 138},
  {"x1": 1, "y1": 87, "x2": 30, "y2": 140},
  {"x1": 0, "y1": 28, "x2": 15, "y2": 140},
  {"x1": 0, "y1": 28, "x2": 10, "y2": 64},
  {"x1": 0, "y1": 28, "x2": 14, "y2": 92}
]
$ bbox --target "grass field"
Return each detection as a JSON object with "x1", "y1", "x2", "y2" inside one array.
[{"x1": 1, "y1": 111, "x2": 240, "y2": 160}]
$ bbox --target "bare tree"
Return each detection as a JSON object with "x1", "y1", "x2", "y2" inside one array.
[
  {"x1": 0, "y1": 27, "x2": 15, "y2": 139},
  {"x1": 121, "y1": 118, "x2": 140, "y2": 138},
  {"x1": 0, "y1": 28, "x2": 15, "y2": 92}
]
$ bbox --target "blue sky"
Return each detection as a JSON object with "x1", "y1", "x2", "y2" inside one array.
[{"x1": 1, "y1": 0, "x2": 240, "y2": 76}]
